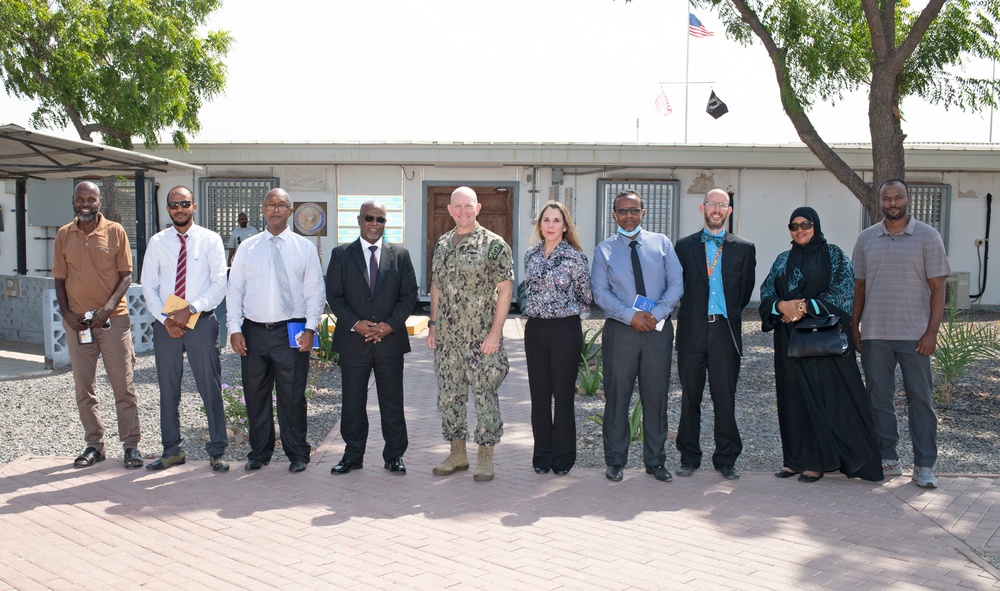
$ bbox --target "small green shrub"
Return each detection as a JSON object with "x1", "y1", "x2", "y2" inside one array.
[{"x1": 932, "y1": 306, "x2": 1000, "y2": 403}]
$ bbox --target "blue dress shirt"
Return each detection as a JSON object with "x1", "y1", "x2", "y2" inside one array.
[{"x1": 591, "y1": 231, "x2": 684, "y2": 325}]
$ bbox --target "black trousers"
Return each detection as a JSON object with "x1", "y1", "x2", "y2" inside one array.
[
  {"x1": 524, "y1": 316, "x2": 581, "y2": 472},
  {"x1": 241, "y1": 320, "x2": 311, "y2": 463},
  {"x1": 339, "y1": 350, "x2": 408, "y2": 463},
  {"x1": 676, "y1": 319, "x2": 743, "y2": 469}
]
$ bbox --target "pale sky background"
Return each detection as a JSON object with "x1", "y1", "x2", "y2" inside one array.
[{"x1": 1, "y1": 0, "x2": 997, "y2": 146}]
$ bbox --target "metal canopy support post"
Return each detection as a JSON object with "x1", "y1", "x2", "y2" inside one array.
[
  {"x1": 15, "y1": 179, "x2": 27, "y2": 275},
  {"x1": 135, "y1": 170, "x2": 146, "y2": 279}
]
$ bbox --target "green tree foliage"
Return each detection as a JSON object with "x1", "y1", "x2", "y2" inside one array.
[
  {"x1": 0, "y1": 0, "x2": 232, "y2": 150},
  {"x1": 689, "y1": 0, "x2": 1000, "y2": 220}
]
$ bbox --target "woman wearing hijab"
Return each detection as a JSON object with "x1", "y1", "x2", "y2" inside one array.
[{"x1": 759, "y1": 207, "x2": 883, "y2": 483}]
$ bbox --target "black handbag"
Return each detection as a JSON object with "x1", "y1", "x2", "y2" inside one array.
[{"x1": 787, "y1": 314, "x2": 849, "y2": 359}]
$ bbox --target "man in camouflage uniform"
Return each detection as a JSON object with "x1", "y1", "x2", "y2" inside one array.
[{"x1": 427, "y1": 186, "x2": 513, "y2": 482}]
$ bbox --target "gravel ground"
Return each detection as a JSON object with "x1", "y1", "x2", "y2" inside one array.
[{"x1": 0, "y1": 345, "x2": 341, "y2": 468}]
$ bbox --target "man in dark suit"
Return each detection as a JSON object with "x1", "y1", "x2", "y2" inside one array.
[
  {"x1": 326, "y1": 200, "x2": 418, "y2": 475},
  {"x1": 674, "y1": 188, "x2": 756, "y2": 480}
]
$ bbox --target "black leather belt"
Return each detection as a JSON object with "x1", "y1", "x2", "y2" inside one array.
[
  {"x1": 245, "y1": 318, "x2": 304, "y2": 330},
  {"x1": 707, "y1": 314, "x2": 720, "y2": 323}
]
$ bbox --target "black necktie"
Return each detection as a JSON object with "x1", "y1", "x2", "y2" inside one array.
[
  {"x1": 629, "y1": 240, "x2": 646, "y2": 297},
  {"x1": 368, "y1": 245, "x2": 378, "y2": 296},
  {"x1": 701, "y1": 232, "x2": 724, "y2": 247}
]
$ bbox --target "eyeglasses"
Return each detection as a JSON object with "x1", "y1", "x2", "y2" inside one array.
[
  {"x1": 616, "y1": 207, "x2": 643, "y2": 216},
  {"x1": 166, "y1": 201, "x2": 193, "y2": 210},
  {"x1": 363, "y1": 215, "x2": 387, "y2": 224},
  {"x1": 704, "y1": 201, "x2": 730, "y2": 210},
  {"x1": 787, "y1": 221, "x2": 814, "y2": 231},
  {"x1": 263, "y1": 203, "x2": 291, "y2": 211}
]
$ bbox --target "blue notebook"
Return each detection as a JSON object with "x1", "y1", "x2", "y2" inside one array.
[{"x1": 286, "y1": 322, "x2": 320, "y2": 349}]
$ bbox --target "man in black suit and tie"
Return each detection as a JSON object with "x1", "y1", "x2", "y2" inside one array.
[
  {"x1": 326, "y1": 201, "x2": 418, "y2": 475},
  {"x1": 674, "y1": 188, "x2": 756, "y2": 480}
]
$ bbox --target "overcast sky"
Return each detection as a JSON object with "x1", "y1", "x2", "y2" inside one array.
[{"x1": 2, "y1": 0, "x2": 996, "y2": 145}]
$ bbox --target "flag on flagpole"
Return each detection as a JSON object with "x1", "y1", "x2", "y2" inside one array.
[
  {"x1": 706, "y1": 90, "x2": 729, "y2": 119},
  {"x1": 654, "y1": 89, "x2": 673, "y2": 116},
  {"x1": 689, "y1": 13, "x2": 714, "y2": 38}
]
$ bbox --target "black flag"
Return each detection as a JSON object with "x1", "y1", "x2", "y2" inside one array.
[{"x1": 706, "y1": 91, "x2": 729, "y2": 119}]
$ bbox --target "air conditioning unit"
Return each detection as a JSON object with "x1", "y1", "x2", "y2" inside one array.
[{"x1": 945, "y1": 272, "x2": 971, "y2": 310}]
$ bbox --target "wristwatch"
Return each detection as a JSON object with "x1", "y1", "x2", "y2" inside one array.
[
  {"x1": 188, "y1": 304, "x2": 197, "y2": 315},
  {"x1": 427, "y1": 320, "x2": 437, "y2": 327}
]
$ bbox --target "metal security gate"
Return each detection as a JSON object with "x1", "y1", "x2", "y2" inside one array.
[
  {"x1": 197, "y1": 178, "x2": 279, "y2": 242},
  {"x1": 596, "y1": 179, "x2": 681, "y2": 241}
]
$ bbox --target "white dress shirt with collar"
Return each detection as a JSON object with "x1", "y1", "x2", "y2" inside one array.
[
  {"x1": 226, "y1": 226, "x2": 325, "y2": 334},
  {"x1": 361, "y1": 236, "x2": 383, "y2": 283},
  {"x1": 141, "y1": 224, "x2": 227, "y2": 324}
]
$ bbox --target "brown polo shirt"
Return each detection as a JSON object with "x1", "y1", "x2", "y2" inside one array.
[{"x1": 52, "y1": 213, "x2": 132, "y2": 317}]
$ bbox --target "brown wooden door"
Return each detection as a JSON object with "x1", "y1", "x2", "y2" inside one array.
[{"x1": 426, "y1": 185, "x2": 514, "y2": 289}]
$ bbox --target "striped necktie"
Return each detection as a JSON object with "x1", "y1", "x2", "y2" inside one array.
[{"x1": 174, "y1": 233, "x2": 187, "y2": 299}]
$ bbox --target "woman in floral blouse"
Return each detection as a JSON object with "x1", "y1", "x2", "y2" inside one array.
[{"x1": 523, "y1": 201, "x2": 593, "y2": 475}]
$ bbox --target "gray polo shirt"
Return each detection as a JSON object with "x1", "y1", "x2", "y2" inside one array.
[{"x1": 852, "y1": 215, "x2": 950, "y2": 340}]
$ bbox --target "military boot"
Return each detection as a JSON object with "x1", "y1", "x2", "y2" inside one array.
[
  {"x1": 473, "y1": 445, "x2": 494, "y2": 482},
  {"x1": 432, "y1": 439, "x2": 469, "y2": 476}
]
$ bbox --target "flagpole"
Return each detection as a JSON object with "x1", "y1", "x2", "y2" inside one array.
[{"x1": 684, "y1": 9, "x2": 691, "y2": 144}]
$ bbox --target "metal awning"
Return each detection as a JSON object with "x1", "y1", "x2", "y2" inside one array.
[{"x1": 0, "y1": 123, "x2": 201, "y2": 180}]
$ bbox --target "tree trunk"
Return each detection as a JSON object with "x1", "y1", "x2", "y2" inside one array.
[
  {"x1": 101, "y1": 176, "x2": 123, "y2": 224},
  {"x1": 867, "y1": 66, "x2": 907, "y2": 224}
]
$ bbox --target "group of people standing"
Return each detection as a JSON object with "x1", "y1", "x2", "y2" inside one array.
[{"x1": 53, "y1": 179, "x2": 947, "y2": 489}]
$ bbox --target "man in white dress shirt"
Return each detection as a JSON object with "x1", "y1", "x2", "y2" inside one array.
[
  {"x1": 141, "y1": 186, "x2": 230, "y2": 472},
  {"x1": 227, "y1": 188, "x2": 325, "y2": 473}
]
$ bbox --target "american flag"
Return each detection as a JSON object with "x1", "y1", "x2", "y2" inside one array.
[
  {"x1": 689, "y1": 13, "x2": 714, "y2": 38},
  {"x1": 654, "y1": 89, "x2": 673, "y2": 116}
]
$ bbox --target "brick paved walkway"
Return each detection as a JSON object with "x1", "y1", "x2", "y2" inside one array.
[{"x1": 1, "y1": 321, "x2": 998, "y2": 590}]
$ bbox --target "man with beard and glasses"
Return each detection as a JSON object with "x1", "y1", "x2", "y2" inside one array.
[
  {"x1": 673, "y1": 188, "x2": 756, "y2": 480},
  {"x1": 53, "y1": 181, "x2": 142, "y2": 469},
  {"x1": 141, "y1": 186, "x2": 230, "y2": 472},
  {"x1": 852, "y1": 179, "x2": 950, "y2": 489}
]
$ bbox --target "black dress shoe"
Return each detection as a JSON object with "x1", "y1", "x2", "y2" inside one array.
[
  {"x1": 244, "y1": 459, "x2": 270, "y2": 471},
  {"x1": 645, "y1": 465, "x2": 673, "y2": 482},
  {"x1": 605, "y1": 465, "x2": 624, "y2": 481},
  {"x1": 775, "y1": 468, "x2": 798, "y2": 478},
  {"x1": 798, "y1": 472, "x2": 823, "y2": 483},
  {"x1": 553, "y1": 468, "x2": 571, "y2": 476},
  {"x1": 289, "y1": 460, "x2": 307, "y2": 473},
  {"x1": 718, "y1": 465, "x2": 740, "y2": 480},
  {"x1": 331, "y1": 459, "x2": 363, "y2": 475},
  {"x1": 675, "y1": 464, "x2": 696, "y2": 477},
  {"x1": 384, "y1": 457, "x2": 406, "y2": 474},
  {"x1": 534, "y1": 466, "x2": 550, "y2": 474}
]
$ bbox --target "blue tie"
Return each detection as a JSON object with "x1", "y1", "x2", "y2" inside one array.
[{"x1": 701, "y1": 231, "x2": 724, "y2": 247}]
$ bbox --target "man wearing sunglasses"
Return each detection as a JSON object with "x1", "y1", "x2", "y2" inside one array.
[
  {"x1": 141, "y1": 186, "x2": 230, "y2": 472},
  {"x1": 674, "y1": 188, "x2": 756, "y2": 481},
  {"x1": 326, "y1": 201, "x2": 417, "y2": 476},
  {"x1": 591, "y1": 189, "x2": 684, "y2": 483},
  {"x1": 53, "y1": 181, "x2": 142, "y2": 469}
]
